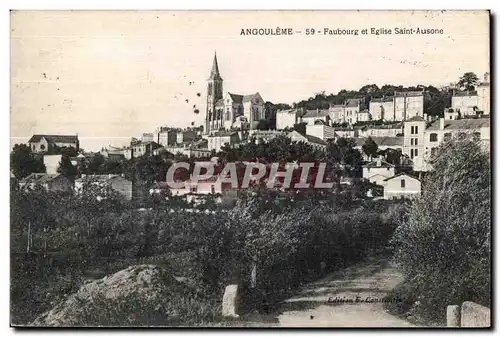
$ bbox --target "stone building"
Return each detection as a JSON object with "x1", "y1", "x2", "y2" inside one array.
[
  {"x1": 205, "y1": 53, "x2": 265, "y2": 134},
  {"x1": 369, "y1": 90, "x2": 424, "y2": 122},
  {"x1": 28, "y1": 134, "x2": 79, "y2": 154},
  {"x1": 19, "y1": 173, "x2": 74, "y2": 193}
]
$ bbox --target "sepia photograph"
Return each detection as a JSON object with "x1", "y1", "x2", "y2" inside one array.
[{"x1": 9, "y1": 9, "x2": 491, "y2": 328}]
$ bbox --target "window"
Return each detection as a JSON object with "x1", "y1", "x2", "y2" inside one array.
[
  {"x1": 415, "y1": 126, "x2": 419, "y2": 134},
  {"x1": 410, "y1": 149, "x2": 414, "y2": 158},
  {"x1": 32, "y1": 145, "x2": 35, "y2": 151},
  {"x1": 225, "y1": 109, "x2": 230, "y2": 121},
  {"x1": 429, "y1": 133, "x2": 438, "y2": 142},
  {"x1": 414, "y1": 149, "x2": 418, "y2": 157},
  {"x1": 410, "y1": 126, "x2": 414, "y2": 134},
  {"x1": 431, "y1": 148, "x2": 438, "y2": 156},
  {"x1": 410, "y1": 138, "x2": 414, "y2": 146},
  {"x1": 211, "y1": 185, "x2": 216, "y2": 194},
  {"x1": 414, "y1": 138, "x2": 418, "y2": 146},
  {"x1": 40, "y1": 144, "x2": 45, "y2": 150},
  {"x1": 401, "y1": 179, "x2": 406, "y2": 188}
]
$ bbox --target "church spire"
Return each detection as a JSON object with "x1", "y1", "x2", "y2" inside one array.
[{"x1": 209, "y1": 52, "x2": 222, "y2": 80}]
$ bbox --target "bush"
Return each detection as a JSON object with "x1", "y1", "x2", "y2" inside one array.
[
  {"x1": 190, "y1": 192, "x2": 403, "y2": 307},
  {"x1": 391, "y1": 137, "x2": 491, "y2": 323}
]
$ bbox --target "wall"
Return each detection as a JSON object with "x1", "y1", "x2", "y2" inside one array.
[
  {"x1": 369, "y1": 101, "x2": 394, "y2": 121},
  {"x1": 110, "y1": 177, "x2": 133, "y2": 201},
  {"x1": 477, "y1": 85, "x2": 490, "y2": 114},
  {"x1": 452, "y1": 95, "x2": 479, "y2": 115},
  {"x1": 403, "y1": 120, "x2": 426, "y2": 171},
  {"x1": 43, "y1": 154, "x2": 63, "y2": 174},
  {"x1": 276, "y1": 111, "x2": 297, "y2": 130},
  {"x1": 360, "y1": 127, "x2": 402, "y2": 138},
  {"x1": 47, "y1": 176, "x2": 74, "y2": 193},
  {"x1": 30, "y1": 137, "x2": 49, "y2": 153},
  {"x1": 306, "y1": 124, "x2": 336, "y2": 141},
  {"x1": 363, "y1": 166, "x2": 395, "y2": 181},
  {"x1": 383, "y1": 175, "x2": 421, "y2": 200},
  {"x1": 301, "y1": 116, "x2": 328, "y2": 126},
  {"x1": 447, "y1": 302, "x2": 490, "y2": 327},
  {"x1": 461, "y1": 302, "x2": 490, "y2": 327}
]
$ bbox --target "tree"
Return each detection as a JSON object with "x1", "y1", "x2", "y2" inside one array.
[
  {"x1": 392, "y1": 137, "x2": 490, "y2": 322},
  {"x1": 362, "y1": 137, "x2": 379, "y2": 159},
  {"x1": 10, "y1": 144, "x2": 46, "y2": 179},
  {"x1": 255, "y1": 119, "x2": 271, "y2": 130},
  {"x1": 293, "y1": 122, "x2": 307, "y2": 135},
  {"x1": 57, "y1": 154, "x2": 78, "y2": 180},
  {"x1": 457, "y1": 72, "x2": 479, "y2": 91}
]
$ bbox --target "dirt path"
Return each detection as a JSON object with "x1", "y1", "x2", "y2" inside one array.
[
  {"x1": 276, "y1": 257, "x2": 415, "y2": 327},
  {"x1": 231, "y1": 257, "x2": 417, "y2": 327}
]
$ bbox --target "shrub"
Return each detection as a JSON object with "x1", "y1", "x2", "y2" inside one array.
[{"x1": 391, "y1": 137, "x2": 491, "y2": 323}]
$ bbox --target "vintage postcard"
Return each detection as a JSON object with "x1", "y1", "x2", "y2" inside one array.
[{"x1": 10, "y1": 10, "x2": 491, "y2": 328}]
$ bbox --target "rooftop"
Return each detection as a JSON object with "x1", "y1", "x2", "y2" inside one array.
[
  {"x1": 20, "y1": 173, "x2": 64, "y2": 184},
  {"x1": 383, "y1": 172, "x2": 420, "y2": 182},
  {"x1": 355, "y1": 136, "x2": 404, "y2": 147},
  {"x1": 76, "y1": 174, "x2": 128, "y2": 183},
  {"x1": 405, "y1": 116, "x2": 426, "y2": 122},
  {"x1": 370, "y1": 96, "x2": 394, "y2": 103},
  {"x1": 28, "y1": 134, "x2": 79, "y2": 144},
  {"x1": 228, "y1": 92, "x2": 260, "y2": 104},
  {"x1": 427, "y1": 117, "x2": 491, "y2": 131},
  {"x1": 394, "y1": 90, "x2": 424, "y2": 97},
  {"x1": 453, "y1": 90, "x2": 478, "y2": 97},
  {"x1": 302, "y1": 109, "x2": 330, "y2": 118}
]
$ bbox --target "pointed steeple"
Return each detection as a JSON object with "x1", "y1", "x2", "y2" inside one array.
[{"x1": 209, "y1": 52, "x2": 222, "y2": 80}]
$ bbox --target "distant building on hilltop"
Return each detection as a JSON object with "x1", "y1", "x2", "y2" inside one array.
[
  {"x1": 205, "y1": 52, "x2": 265, "y2": 134},
  {"x1": 451, "y1": 72, "x2": 490, "y2": 116},
  {"x1": 28, "y1": 134, "x2": 79, "y2": 153}
]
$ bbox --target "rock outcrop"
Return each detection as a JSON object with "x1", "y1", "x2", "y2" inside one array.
[{"x1": 30, "y1": 265, "x2": 187, "y2": 327}]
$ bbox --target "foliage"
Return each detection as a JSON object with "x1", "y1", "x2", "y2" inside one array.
[
  {"x1": 57, "y1": 154, "x2": 78, "y2": 180},
  {"x1": 362, "y1": 137, "x2": 379, "y2": 158},
  {"x1": 190, "y1": 193, "x2": 403, "y2": 305},
  {"x1": 293, "y1": 122, "x2": 307, "y2": 135},
  {"x1": 46, "y1": 145, "x2": 79, "y2": 157},
  {"x1": 457, "y1": 72, "x2": 479, "y2": 91},
  {"x1": 391, "y1": 137, "x2": 491, "y2": 323},
  {"x1": 10, "y1": 144, "x2": 46, "y2": 179}
]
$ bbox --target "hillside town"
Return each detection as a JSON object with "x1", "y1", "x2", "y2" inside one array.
[
  {"x1": 10, "y1": 8, "x2": 492, "y2": 329},
  {"x1": 13, "y1": 53, "x2": 491, "y2": 204}
]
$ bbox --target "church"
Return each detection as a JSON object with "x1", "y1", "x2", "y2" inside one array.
[{"x1": 205, "y1": 53, "x2": 265, "y2": 134}]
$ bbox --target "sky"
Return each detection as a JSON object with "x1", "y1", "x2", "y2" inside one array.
[{"x1": 10, "y1": 10, "x2": 490, "y2": 151}]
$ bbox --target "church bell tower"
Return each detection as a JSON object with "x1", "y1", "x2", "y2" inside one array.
[{"x1": 206, "y1": 52, "x2": 224, "y2": 134}]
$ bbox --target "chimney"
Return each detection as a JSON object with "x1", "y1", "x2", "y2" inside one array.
[
  {"x1": 423, "y1": 113, "x2": 428, "y2": 122},
  {"x1": 376, "y1": 156, "x2": 382, "y2": 167},
  {"x1": 439, "y1": 117, "x2": 445, "y2": 130}
]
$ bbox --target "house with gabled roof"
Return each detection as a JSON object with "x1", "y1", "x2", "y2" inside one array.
[
  {"x1": 383, "y1": 173, "x2": 421, "y2": 200},
  {"x1": 362, "y1": 157, "x2": 396, "y2": 186},
  {"x1": 74, "y1": 174, "x2": 132, "y2": 201},
  {"x1": 19, "y1": 173, "x2": 74, "y2": 193},
  {"x1": 301, "y1": 109, "x2": 330, "y2": 126},
  {"x1": 288, "y1": 130, "x2": 327, "y2": 150},
  {"x1": 28, "y1": 134, "x2": 79, "y2": 154}
]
